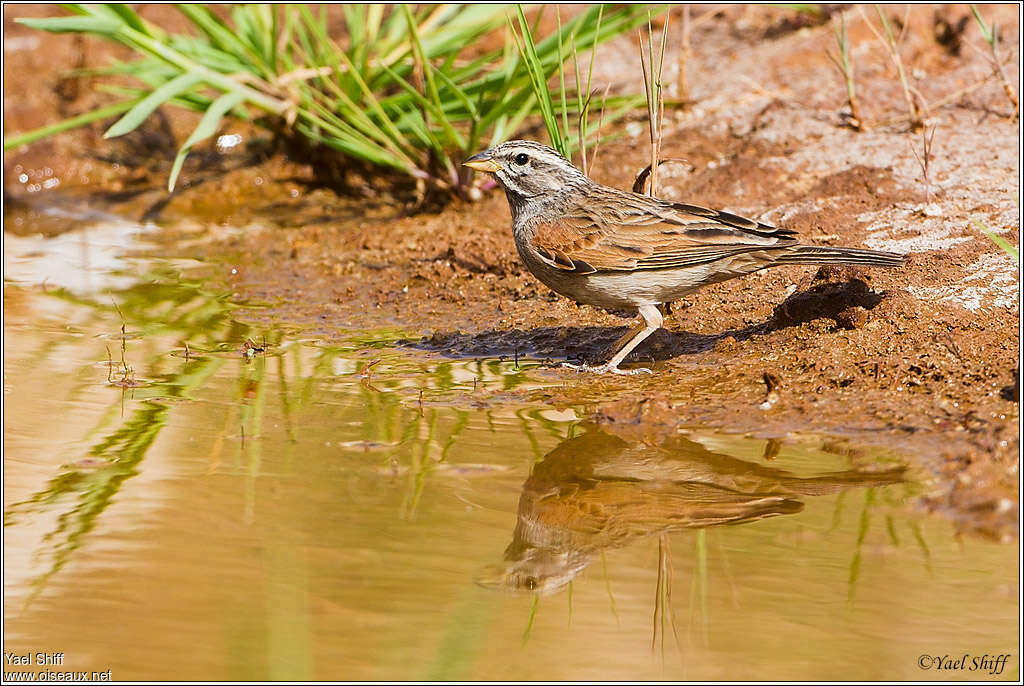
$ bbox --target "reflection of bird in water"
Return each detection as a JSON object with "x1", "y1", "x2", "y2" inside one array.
[{"x1": 476, "y1": 426, "x2": 904, "y2": 595}]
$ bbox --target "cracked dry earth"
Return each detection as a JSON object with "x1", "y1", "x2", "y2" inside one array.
[{"x1": 4, "y1": 5, "x2": 1020, "y2": 539}]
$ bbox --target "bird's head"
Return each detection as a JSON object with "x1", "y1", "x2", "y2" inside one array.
[{"x1": 464, "y1": 140, "x2": 587, "y2": 201}]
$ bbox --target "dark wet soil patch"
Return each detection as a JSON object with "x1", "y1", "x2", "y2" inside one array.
[{"x1": 412, "y1": 269, "x2": 894, "y2": 365}]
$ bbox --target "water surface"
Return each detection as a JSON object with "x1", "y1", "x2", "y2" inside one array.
[{"x1": 3, "y1": 219, "x2": 1018, "y2": 680}]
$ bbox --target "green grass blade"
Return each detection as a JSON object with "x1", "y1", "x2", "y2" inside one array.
[
  {"x1": 13, "y1": 2, "x2": 659, "y2": 197},
  {"x1": 99, "y1": 85, "x2": 222, "y2": 117},
  {"x1": 431, "y1": 65, "x2": 479, "y2": 121},
  {"x1": 555, "y1": 10, "x2": 570, "y2": 149},
  {"x1": 295, "y1": 118, "x2": 411, "y2": 173},
  {"x1": 974, "y1": 220, "x2": 1019, "y2": 260},
  {"x1": 970, "y1": 4, "x2": 994, "y2": 44},
  {"x1": 522, "y1": 594, "x2": 540, "y2": 648},
  {"x1": 176, "y1": 4, "x2": 250, "y2": 56},
  {"x1": 15, "y1": 15, "x2": 120, "y2": 34},
  {"x1": 4, "y1": 99, "x2": 139, "y2": 150},
  {"x1": 585, "y1": 5, "x2": 603, "y2": 101},
  {"x1": 402, "y1": 4, "x2": 464, "y2": 155},
  {"x1": 168, "y1": 90, "x2": 247, "y2": 191},
  {"x1": 342, "y1": 4, "x2": 365, "y2": 52},
  {"x1": 771, "y1": 3, "x2": 824, "y2": 15},
  {"x1": 230, "y1": 4, "x2": 273, "y2": 76},
  {"x1": 511, "y1": 6, "x2": 565, "y2": 156},
  {"x1": 294, "y1": 5, "x2": 415, "y2": 161},
  {"x1": 104, "y1": 71, "x2": 204, "y2": 138},
  {"x1": 102, "y1": 4, "x2": 151, "y2": 36}
]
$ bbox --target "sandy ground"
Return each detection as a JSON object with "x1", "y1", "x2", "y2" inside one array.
[{"x1": 4, "y1": 5, "x2": 1020, "y2": 540}]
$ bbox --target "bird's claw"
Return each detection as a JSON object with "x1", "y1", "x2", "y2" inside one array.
[
  {"x1": 607, "y1": 365, "x2": 654, "y2": 376},
  {"x1": 560, "y1": 362, "x2": 653, "y2": 376}
]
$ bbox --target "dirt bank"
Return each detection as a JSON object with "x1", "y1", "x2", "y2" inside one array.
[{"x1": 4, "y1": 5, "x2": 1019, "y2": 540}]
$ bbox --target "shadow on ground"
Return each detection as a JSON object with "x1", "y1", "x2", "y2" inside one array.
[{"x1": 410, "y1": 271, "x2": 888, "y2": 365}]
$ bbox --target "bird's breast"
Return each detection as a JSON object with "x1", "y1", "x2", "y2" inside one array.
[{"x1": 513, "y1": 235, "x2": 643, "y2": 312}]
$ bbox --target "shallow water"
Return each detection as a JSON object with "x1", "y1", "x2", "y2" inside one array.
[{"x1": 3, "y1": 219, "x2": 1018, "y2": 681}]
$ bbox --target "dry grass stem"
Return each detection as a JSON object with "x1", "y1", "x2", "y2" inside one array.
[
  {"x1": 675, "y1": 0, "x2": 719, "y2": 103},
  {"x1": 639, "y1": 12, "x2": 670, "y2": 197},
  {"x1": 908, "y1": 125, "x2": 937, "y2": 203},
  {"x1": 631, "y1": 158, "x2": 690, "y2": 195},
  {"x1": 639, "y1": 33, "x2": 654, "y2": 190},
  {"x1": 875, "y1": 68, "x2": 1004, "y2": 128},
  {"x1": 860, "y1": 5, "x2": 925, "y2": 129},
  {"x1": 968, "y1": 5, "x2": 1019, "y2": 118},
  {"x1": 676, "y1": 5, "x2": 691, "y2": 103},
  {"x1": 826, "y1": 12, "x2": 865, "y2": 131},
  {"x1": 585, "y1": 84, "x2": 612, "y2": 176}
]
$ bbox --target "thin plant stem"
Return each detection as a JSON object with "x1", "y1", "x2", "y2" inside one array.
[
  {"x1": 655, "y1": 13, "x2": 669, "y2": 191},
  {"x1": 908, "y1": 125, "x2": 936, "y2": 203},
  {"x1": 676, "y1": 5, "x2": 691, "y2": 103},
  {"x1": 974, "y1": 219, "x2": 1020, "y2": 261},
  {"x1": 860, "y1": 5, "x2": 924, "y2": 128},
  {"x1": 826, "y1": 12, "x2": 864, "y2": 131},
  {"x1": 587, "y1": 84, "x2": 612, "y2": 175},
  {"x1": 10, "y1": 3, "x2": 657, "y2": 198},
  {"x1": 639, "y1": 11, "x2": 670, "y2": 197},
  {"x1": 969, "y1": 4, "x2": 1019, "y2": 118}
]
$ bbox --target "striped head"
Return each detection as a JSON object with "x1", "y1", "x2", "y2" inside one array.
[{"x1": 464, "y1": 140, "x2": 587, "y2": 203}]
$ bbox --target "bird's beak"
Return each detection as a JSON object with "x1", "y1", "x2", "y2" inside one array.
[
  {"x1": 473, "y1": 563, "x2": 510, "y2": 590},
  {"x1": 463, "y1": 151, "x2": 502, "y2": 173}
]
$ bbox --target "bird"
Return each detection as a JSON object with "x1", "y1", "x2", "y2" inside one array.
[
  {"x1": 475, "y1": 426, "x2": 905, "y2": 595},
  {"x1": 463, "y1": 140, "x2": 906, "y2": 374}
]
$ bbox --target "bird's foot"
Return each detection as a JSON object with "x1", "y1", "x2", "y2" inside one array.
[{"x1": 561, "y1": 361, "x2": 653, "y2": 375}]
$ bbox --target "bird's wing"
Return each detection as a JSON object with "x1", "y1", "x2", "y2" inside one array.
[{"x1": 530, "y1": 197, "x2": 799, "y2": 275}]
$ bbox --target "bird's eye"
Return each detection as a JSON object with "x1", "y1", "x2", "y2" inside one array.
[{"x1": 513, "y1": 152, "x2": 529, "y2": 165}]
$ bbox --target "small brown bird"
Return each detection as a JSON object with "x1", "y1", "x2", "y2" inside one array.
[
  {"x1": 464, "y1": 140, "x2": 906, "y2": 374},
  {"x1": 476, "y1": 426, "x2": 905, "y2": 595}
]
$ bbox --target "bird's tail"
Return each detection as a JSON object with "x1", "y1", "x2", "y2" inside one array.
[{"x1": 774, "y1": 245, "x2": 906, "y2": 268}]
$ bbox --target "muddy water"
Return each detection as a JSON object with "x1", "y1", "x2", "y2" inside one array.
[{"x1": 3, "y1": 219, "x2": 1018, "y2": 681}]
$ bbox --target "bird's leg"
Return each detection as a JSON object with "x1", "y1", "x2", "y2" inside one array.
[
  {"x1": 607, "y1": 320, "x2": 647, "y2": 357},
  {"x1": 563, "y1": 304, "x2": 663, "y2": 375},
  {"x1": 600, "y1": 304, "x2": 663, "y2": 373},
  {"x1": 561, "y1": 321, "x2": 644, "y2": 372}
]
